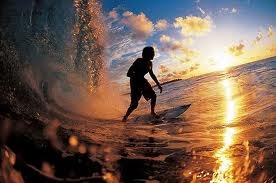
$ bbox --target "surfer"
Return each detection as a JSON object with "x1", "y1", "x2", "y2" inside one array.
[{"x1": 122, "y1": 46, "x2": 162, "y2": 122}]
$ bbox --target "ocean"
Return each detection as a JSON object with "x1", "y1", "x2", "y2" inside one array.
[{"x1": 60, "y1": 57, "x2": 276, "y2": 182}]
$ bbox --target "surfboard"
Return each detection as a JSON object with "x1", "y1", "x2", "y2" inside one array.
[{"x1": 133, "y1": 104, "x2": 191, "y2": 123}]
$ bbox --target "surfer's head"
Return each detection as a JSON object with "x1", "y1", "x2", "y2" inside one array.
[{"x1": 142, "y1": 46, "x2": 155, "y2": 60}]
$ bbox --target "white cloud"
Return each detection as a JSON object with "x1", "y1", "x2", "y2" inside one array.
[
  {"x1": 219, "y1": 7, "x2": 238, "y2": 14},
  {"x1": 159, "y1": 35, "x2": 171, "y2": 43},
  {"x1": 174, "y1": 15, "x2": 213, "y2": 36},
  {"x1": 219, "y1": 8, "x2": 229, "y2": 14},
  {"x1": 122, "y1": 11, "x2": 133, "y2": 17},
  {"x1": 231, "y1": 8, "x2": 237, "y2": 13},
  {"x1": 197, "y1": 6, "x2": 206, "y2": 15},
  {"x1": 268, "y1": 25, "x2": 273, "y2": 38}
]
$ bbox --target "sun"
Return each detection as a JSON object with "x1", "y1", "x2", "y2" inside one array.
[{"x1": 214, "y1": 52, "x2": 234, "y2": 70}]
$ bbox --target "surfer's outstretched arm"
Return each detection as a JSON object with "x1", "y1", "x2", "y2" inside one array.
[{"x1": 149, "y1": 68, "x2": 162, "y2": 93}]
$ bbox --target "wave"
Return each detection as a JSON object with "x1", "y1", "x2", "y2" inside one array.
[{"x1": 0, "y1": 0, "x2": 124, "y2": 120}]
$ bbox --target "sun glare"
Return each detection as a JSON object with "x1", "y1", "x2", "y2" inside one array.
[{"x1": 214, "y1": 52, "x2": 234, "y2": 70}]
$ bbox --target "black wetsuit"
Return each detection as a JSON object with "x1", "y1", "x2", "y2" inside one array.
[{"x1": 127, "y1": 58, "x2": 156, "y2": 107}]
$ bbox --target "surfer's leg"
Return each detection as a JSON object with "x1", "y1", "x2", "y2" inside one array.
[
  {"x1": 122, "y1": 102, "x2": 138, "y2": 122},
  {"x1": 150, "y1": 93, "x2": 158, "y2": 117},
  {"x1": 122, "y1": 88, "x2": 141, "y2": 122},
  {"x1": 142, "y1": 81, "x2": 158, "y2": 118}
]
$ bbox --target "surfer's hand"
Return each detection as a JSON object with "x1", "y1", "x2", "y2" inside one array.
[{"x1": 158, "y1": 85, "x2": 163, "y2": 93}]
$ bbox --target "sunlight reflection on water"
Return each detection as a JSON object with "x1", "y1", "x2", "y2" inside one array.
[
  {"x1": 223, "y1": 79, "x2": 236, "y2": 123},
  {"x1": 211, "y1": 79, "x2": 237, "y2": 183}
]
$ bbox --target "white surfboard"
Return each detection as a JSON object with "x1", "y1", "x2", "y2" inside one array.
[{"x1": 133, "y1": 104, "x2": 191, "y2": 123}]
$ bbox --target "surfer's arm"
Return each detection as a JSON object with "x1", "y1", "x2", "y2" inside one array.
[{"x1": 149, "y1": 66, "x2": 162, "y2": 93}]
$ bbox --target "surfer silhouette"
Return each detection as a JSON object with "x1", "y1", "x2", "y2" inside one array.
[{"x1": 122, "y1": 46, "x2": 162, "y2": 122}]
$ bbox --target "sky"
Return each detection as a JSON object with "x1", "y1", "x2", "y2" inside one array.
[{"x1": 102, "y1": 0, "x2": 276, "y2": 83}]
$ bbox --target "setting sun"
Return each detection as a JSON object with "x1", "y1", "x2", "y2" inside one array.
[{"x1": 214, "y1": 52, "x2": 234, "y2": 70}]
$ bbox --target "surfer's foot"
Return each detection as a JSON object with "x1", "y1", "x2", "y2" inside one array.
[
  {"x1": 122, "y1": 116, "x2": 128, "y2": 122},
  {"x1": 151, "y1": 112, "x2": 160, "y2": 119}
]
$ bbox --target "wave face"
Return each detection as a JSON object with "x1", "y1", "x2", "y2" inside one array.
[{"x1": 0, "y1": 0, "x2": 106, "y2": 117}]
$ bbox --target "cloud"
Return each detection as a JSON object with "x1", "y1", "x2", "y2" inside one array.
[
  {"x1": 189, "y1": 63, "x2": 200, "y2": 72},
  {"x1": 108, "y1": 9, "x2": 118, "y2": 19},
  {"x1": 155, "y1": 19, "x2": 168, "y2": 31},
  {"x1": 157, "y1": 35, "x2": 200, "y2": 82},
  {"x1": 220, "y1": 7, "x2": 229, "y2": 13},
  {"x1": 108, "y1": 36, "x2": 145, "y2": 63},
  {"x1": 152, "y1": 44, "x2": 161, "y2": 59},
  {"x1": 268, "y1": 25, "x2": 273, "y2": 38},
  {"x1": 231, "y1": 8, "x2": 237, "y2": 13},
  {"x1": 219, "y1": 7, "x2": 238, "y2": 14},
  {"x1": 197, "y1": 6, "x2": 206, "y2": 15},
  {"x1": 158, "y1": 62, "x2": 201, "y2": 80},
  {"x1": 252, "y1": 26, "x2": 275, "y2": 46},
  {"x1": 158, "y1": 70, "x2": 187, "y2": 82},
  {"x1": 256, "y1": 32, "x2": 263, "y2": 42},
  {"x1": 159, "y1": 35, "x2": 171, "y2": 43},
  {"x1": 270, "y1": 46, "x2": 276, "y2": 54},
  {"x1": 158, "y1": 64, "x2": 200, "y2": 82},
  {"x1": 179, "y1": 57, "x2": 193, "y2": 63},
  {"x1": 158, "y1": 64, "x2": 169, "y2": 74},
  {"x1": 229, "y1": 42, "x2": 245, "y2": 56},
  {"x1": 122, "y1": 11, "x2": 133, "y2": 17},
  {"x1": 122, "y1": 11, "x2": 154, "y2": 39},
  {"x1": 159, "y1": 35, "x2": 197, "y2": 59},
  {"x1": 108, "y1": 38, "x2": 146, "y2": 81},
  {"x1": 267, "y1": 43, "x2": 276, "y2": 54},
  {"x1": 173, "y1": 16, "x2": 213, "y2": 36},
  {"x1": 105, "y1": 14, "x2": 147, "y2": 82},
  {"x1": 252, "y1": 32, "x2": 263, "y2": 45},
  {"x1": 159, "y1": 35, "x2": 194, "y2": 49},
  {"x1": 270, "y1": 47, "x2": 276, "y2": 54}
]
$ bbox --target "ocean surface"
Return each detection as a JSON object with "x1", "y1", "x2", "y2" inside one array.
[{"x1": 58, "y1": 57, "x2": 276, "y2": 182}]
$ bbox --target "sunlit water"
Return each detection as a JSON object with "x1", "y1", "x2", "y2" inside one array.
[{"x1": 60, "y1": 57, "x2": 275, "y2": 182}]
